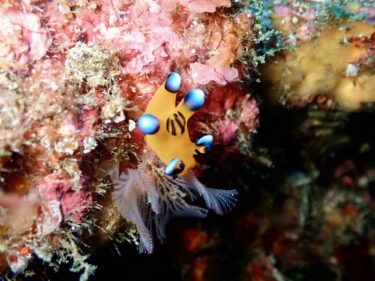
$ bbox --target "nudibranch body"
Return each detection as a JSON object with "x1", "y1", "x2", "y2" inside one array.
[{"x1": 138, "y1": 73, "x2": 213, "y2": 176}]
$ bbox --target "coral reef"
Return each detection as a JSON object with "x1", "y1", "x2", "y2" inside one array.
[{"x1": 0, "y1": 0, "x2": 256, "y2": 279}]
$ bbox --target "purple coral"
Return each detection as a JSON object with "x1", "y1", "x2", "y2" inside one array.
[{"x1": 112, "y1": 160, "x2": 237, "y2": 253}]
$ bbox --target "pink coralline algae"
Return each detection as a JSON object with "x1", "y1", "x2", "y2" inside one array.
[
  {"x1": 38, "y1": 171, "x2": 92, "y2": 224},
  {"x1": 240, "y1": 98, "x2": 259, "y2": 131},
  {"x1": 0, "y1": 8, "x2": 51, "y2": 70},
  {"x1": 193, "y1": 84, "x2": 259, "y2": 147},
  {"x1": 0, "y1": 0, "x2": 258, "y2": 278},
  {"x1": 216, "y1": 120, "x2": 239, "y2": 146},
  {"x1": 189, "y1": 13, "x2": 252, "y2": 85},
  {"x1": 70, "y1": 0, "x2": 252, "y2": 91},
  {"x1": 273, "y1": 5, "x2": 317, "y2": 43},
  {"x1": 179, "y1": 0, "x2": 231, "y2": 13}
]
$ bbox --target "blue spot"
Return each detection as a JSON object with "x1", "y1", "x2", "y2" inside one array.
[
  {"x1": 165, "y1": 158, "x2": 185, "y2": 176},
  {"x1": 184, "y1": 89, "x2": 205, "y2": 111},
  {"x1": 179, "y1": 161, "x2": 185, "y2": 170},
  {"x1": 196, "y1": 135, "x2": 213, "y2": 152},
  {"x1": 165, "y1": 72, "x2": 181, "y2": 93},
  {"x1": 138, "y1": 114, "x2": 159, "y2": 135},
  {"x1": 165, "y1": 157, "x2": 179, "y2": 176}
]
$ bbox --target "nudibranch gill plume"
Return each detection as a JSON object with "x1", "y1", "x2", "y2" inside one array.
[
  {"x1": 113, "y1": 73, "x2": 237, "y2": 253},
  {"x1": 138, "y1": 72, "x2": 213, "y2": 176}
]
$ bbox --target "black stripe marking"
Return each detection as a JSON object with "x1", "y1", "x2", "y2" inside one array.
[
  {"x1": 174, "y1": 113, "x2": 185, "y2": 134},
  {"x1": 170, "y1": 119, "x2": 176, "y2": 135},
  {"x1": 166, "y1": 111, "x2": 187, "y2": 136},
  {"x1": 166, "y1": 118, "x2": 171, "y2": 134},
  {"x1": 177, "y1": 112, "x2": 185, "y2": 125}
]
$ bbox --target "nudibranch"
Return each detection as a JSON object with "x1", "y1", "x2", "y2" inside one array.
[{"x1": 138, "y1": 72, "x2": 213, "y2": 176}]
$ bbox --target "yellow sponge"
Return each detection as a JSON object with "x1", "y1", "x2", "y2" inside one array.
[{"x1": 262, "y1": 21, "x2": 375, "y2": 110}]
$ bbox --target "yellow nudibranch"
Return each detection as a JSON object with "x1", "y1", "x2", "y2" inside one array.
[{"x1": 137, "y1": 72, "x2": 213, "y2": 176}]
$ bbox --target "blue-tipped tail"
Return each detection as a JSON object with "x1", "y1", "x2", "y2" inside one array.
[
  {"x1": 196, "y1": 135, "x2": 213, "y2": 153},
  {"x1": 184, "y1": 89, "x2": 205, "y2": 111},
  {"x1": 165, "y1": 72, "x2": 181, "y2": 93},
  {"x1": 138, "y1": 114, "x2": 160, "y2": 135},
  {"x1": 165, "y1": 157, "x2": 185, "y2": 176}
]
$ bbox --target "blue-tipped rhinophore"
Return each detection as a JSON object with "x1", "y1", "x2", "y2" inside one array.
[
  {"x1": 138, "y1": 114, "x2": 160, "y2": 135},
  {"x1": 165, "y1": 157, "x2": 185, "y2": 176},
  {"x1": 196, "y1": 134, "x2": 213, "y2": 152},
  {"x1": 184, "y1": 89, "x2": 205, "y2": 111},
  {"x1": 165, "y1": 72, "x2": 181, "y2": 93}
]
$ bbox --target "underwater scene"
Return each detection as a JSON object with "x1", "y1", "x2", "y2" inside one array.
[{"x1": 0, "y1": 0, "x2": 375, "y2": 280}]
